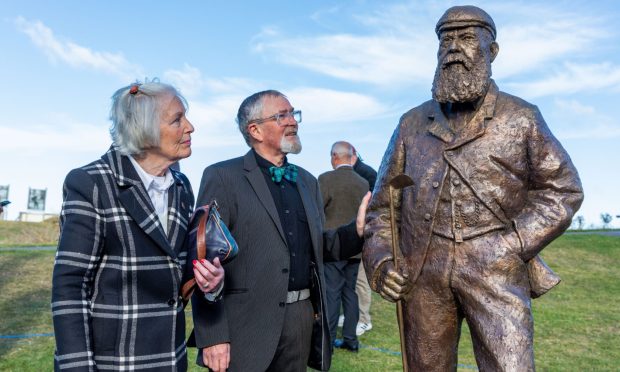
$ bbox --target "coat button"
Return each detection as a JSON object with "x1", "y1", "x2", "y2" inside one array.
[
  {"x1": 279, "y1": 302, "x2": 285, "y2": 307},
  {"x1": 167, "y1": 298, "x2": 176, "y2": 306},
  {"x1": 282, "y1": 268, "x2": 289, "y2": 273},
  {"x1": 424, "y1": 213, "x2": 431, "y2": 221},
  {"x1": 452, "y1": 178, "x2": 461, "y2": 186},
  {"x1": 432, "y1": 181, "x2": 439, "y2": 188},
  {"x1": 455, "y1": 200, "x2": 462, "y2": 206}
]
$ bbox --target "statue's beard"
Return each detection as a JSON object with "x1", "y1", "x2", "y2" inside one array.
[{"x1": 432, "y1": 53, "x2": 492, "y2": 104}]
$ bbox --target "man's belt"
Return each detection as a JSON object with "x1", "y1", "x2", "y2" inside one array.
[{"x1": 286, "y1": 288, "x2": 311, "y2": 304}]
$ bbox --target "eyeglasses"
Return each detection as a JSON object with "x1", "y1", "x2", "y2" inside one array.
[{"x1": 247, "y1": 110, "x2": 302, "y2": 126}]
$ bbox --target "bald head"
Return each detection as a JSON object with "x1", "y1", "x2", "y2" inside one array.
[{"x1": 330, "y1": 141, "x2": 354, "y2": 169}]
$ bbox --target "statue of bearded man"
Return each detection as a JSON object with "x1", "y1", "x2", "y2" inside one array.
[{"x1": 363, "y1": 5, "x2": 583, "y2": 372}]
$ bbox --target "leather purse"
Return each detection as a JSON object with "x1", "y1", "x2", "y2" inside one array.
[{"x1": 181, "y1": 199, "x2": 238, "y2": 303}]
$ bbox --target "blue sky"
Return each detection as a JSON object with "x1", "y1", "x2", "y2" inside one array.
[{"x1": 1, "y1": 0, "x2": 619, "y2": 228}]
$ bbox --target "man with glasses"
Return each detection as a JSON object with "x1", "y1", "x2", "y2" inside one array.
[{"x1": 191, "y1": 90, "x2": 370, "y2": 372}]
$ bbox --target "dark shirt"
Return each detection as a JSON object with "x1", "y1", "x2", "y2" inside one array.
[
  {"x1": 353, "y1": 159, "x2": 377, "y2": 191},
  {"x1": 253, "y1": 150, "x2": 312, "y2": 291}
]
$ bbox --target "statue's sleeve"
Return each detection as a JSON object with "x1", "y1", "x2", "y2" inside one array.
[
  {"x1": 512, "y1": 107, "x2": 584, "y2": 260},
  {"x1": 362, "y1": 117, "x2": 407, "y2": 291}
]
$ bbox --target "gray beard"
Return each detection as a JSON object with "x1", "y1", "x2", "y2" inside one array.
[
  {"x1": 281, "y1": 135, "x2": 302, "y2": 154},
  {"x1": 432, "y1": 59, "x2": 491, "y2": 103}
]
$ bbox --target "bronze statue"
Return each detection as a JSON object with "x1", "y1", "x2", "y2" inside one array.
[{"x1": 363, "y1": 5, "x2": 584, "y2": 371}]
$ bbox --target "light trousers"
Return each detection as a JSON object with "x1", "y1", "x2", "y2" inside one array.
[{"x1": 356, "y1": 261, "x2": 372, "y2": 324}]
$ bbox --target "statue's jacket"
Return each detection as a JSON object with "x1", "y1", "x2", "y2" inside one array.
[{"x1": 363, "y1": 81, "x2": 584, "y2": 297}]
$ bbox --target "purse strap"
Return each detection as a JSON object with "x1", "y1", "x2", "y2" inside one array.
[{"x1": 180, "y1": 204, "x2": 211, "y2": 304}]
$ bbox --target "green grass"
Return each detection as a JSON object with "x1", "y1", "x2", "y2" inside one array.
[
  {"x1": 0, "y1": 219, "x2": 59, "y2": 247},
  {"x1": 1, "y1": 234, "x2": 618, "y2": 371}
]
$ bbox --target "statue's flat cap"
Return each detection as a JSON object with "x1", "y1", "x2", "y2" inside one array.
[{"x1": 435, "y1": 5, "x2": 496, "y2": 40}]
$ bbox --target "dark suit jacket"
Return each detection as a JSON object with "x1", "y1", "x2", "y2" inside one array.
[
  {"x1": 364, "y1": 81, "x2": 583, "y2": 296},
  {"x1": 191, "y1": 150, "x2": 361, "y2": 371},
  {"x1": 353, "y1": 159, "x2": 377, "y2": 192},
  {"x1": 51, "y1": 146, "x2": 194, "y2": 371}
]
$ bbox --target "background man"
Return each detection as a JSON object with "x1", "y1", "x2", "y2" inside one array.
[
  {"x1": 363, "y1": 6, "x2": 583, "y2": 371},
  {"x1": 191, "y1": 90, "x2": 370, "y2": 372},
  {"x1": 319, "y1": 141, "x2": 369, "y2": 352},
  {"x1": 350, "y1": 146, "x2": 377, "y2": 336}
]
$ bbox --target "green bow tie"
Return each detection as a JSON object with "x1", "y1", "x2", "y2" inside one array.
[{"x1": 269, "y1": 164, "x2": 298, "y2": 184}]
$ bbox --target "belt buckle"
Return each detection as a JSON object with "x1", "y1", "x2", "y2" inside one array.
[{"x1": 287, "y1": 289, "x2": 309, "y2": 304}]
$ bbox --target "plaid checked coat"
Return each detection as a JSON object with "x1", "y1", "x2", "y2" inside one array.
[{"x1": 52, "y1": 146, "x2": 194, "y2": 371}]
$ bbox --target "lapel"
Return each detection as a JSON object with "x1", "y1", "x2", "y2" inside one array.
[
  {"x1": 166, "y1": 170, "x2": 191, "y2": 255},
  {"x1": 427, "y1": 80, "x2": 499, "y2": 149},
  {"x1": 102, "y1": 146, "x2": 177, "y2": 258},
  {"x1": 296, "y1": 175, "x2": 321, "y2": 256},
  {"x1": 242, "y1": 150, "x2": 287, "y2": 245},
  {"x1": 427, "y1": 105, "x2": 455, "y2": 144}
]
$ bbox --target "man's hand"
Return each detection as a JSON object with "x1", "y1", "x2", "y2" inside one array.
[
  {"x1": 202, "y1": 343, "x2": 230, "y2": 372},
  {"x1": 356, "y1": 192, "x2": 372, "y2": 237},
  {"x1": 193, "y1": 257, "x2": 224, "y2": 293},
  {"x1": 376, "y1": 261, "x2": 411, "y2": 302}
]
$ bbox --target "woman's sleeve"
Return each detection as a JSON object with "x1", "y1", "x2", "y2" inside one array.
[{"x1": 51, "y1": 168, "x2": 105, "y2": 371}]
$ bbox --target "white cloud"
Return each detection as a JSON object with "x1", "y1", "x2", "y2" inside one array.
[
  {"x1": 253, "y1": 31, "x2": 436, "y2": 86},
  {"x1": 14, "y1": 16, "x2": 142, "y2": 80},
  {"x1": 186, "y1": 97, "x2": 244, "y2": 148},
  {"x1": 251, "y1": 1, "x2": 610, "y2": 88},
  {"x1": 310, "y1": 6, "x2": 342, "y2": 25},
  {"x1": 164, "y1": 64, "x2": 263, "y2": 98},
  {"x1": 164, "y1": 64, "x2": 207, "y2": 97},
  {"x1": 0, "y1": 114, "x2": 109, "y2": 153},
  {"x1": 554, "y1": 99, "x2": 596, "y2": 116},
  {"x1": 248, "y1": 5, "x2": 431, "y2": 85},
  {"x1": 492, "y1": 9, "x2": 605, "y2": 79},
  {"x1": 507, "y1": 62, "x2": 620, "y2": 98},
  {"x1": 550, "y1": 98, "x2": 620, "y2": 139},
  {"x1": 287, "y1": 87, "x2": 391, "y2": 127}
]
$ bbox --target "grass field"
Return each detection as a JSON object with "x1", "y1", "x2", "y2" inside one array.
[
  {"x1": 0, "y1": 219, "x2": 59, "y2": 247},
  {"x1": 0, "y1": 233, "x2": 618, "y2": 371}
]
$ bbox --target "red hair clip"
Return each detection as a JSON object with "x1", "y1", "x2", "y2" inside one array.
[{"x1": 129, "y1": 85, "x2": 140, "y2": 95}]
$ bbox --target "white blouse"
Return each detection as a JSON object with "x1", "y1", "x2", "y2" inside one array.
[{"x1": 129, "y1": 156, "x2": 174, "y2": 234}]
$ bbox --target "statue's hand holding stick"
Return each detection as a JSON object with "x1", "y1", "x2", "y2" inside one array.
[{"x1": 376, "y1": 174, "x2": 414, "y2": 371}]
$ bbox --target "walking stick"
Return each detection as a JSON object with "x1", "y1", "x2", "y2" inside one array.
[{"x1": 388, "y1": 174, "x2": 414, "y2": 372}]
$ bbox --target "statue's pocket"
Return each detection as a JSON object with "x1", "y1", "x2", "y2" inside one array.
[{"x1": 498, "y1": 229, "x2": 523, "y2": 259}]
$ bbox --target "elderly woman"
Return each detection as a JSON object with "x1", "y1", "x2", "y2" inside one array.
[{"x1": 52, "y1": 81, "x2": 222, "y2": 371}]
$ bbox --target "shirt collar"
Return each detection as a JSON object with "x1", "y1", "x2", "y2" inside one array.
[
  {"x1": 335, "y1": 164, "x2": 353, "y2": 169},
  {"x1": 253, "y1": 148, "x2": 289, "y2": 170},
  {"x1": 128, "y1": 156, "x2": 174, "y2": 193}
]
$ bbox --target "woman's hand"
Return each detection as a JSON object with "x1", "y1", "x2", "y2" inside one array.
[
  {"x1": 356, "y1": 191, "x2": 372, "y2": 237},
  {"x1": 193, "y1": 257, "x2": 224, "y2": 293}
]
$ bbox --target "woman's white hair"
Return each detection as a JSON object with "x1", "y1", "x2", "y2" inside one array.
[{"x1": 109, "y1": 80, "x2": 187, "y2": 157}]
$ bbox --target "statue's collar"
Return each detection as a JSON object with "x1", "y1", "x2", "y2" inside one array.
[{"x1": 427, "y1": 80, "x2": 498, "y2": 144}]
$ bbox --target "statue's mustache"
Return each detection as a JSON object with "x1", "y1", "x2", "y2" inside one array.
[{"x1": 441, "y1": 53, "x2": 472, "y2": 70}]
